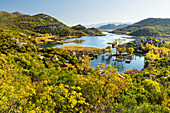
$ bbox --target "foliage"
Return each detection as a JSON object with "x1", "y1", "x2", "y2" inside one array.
[{"x1": 0, "y1": 13, "x2": 170, "y2": 112}]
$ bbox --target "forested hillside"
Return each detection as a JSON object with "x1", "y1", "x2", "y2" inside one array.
[
  {"x1": 0, "y1": 11, "x2": 103, "y2": 37},
  {"x1": 0, "y1": 11, "x2": 170, "y2": 112},
  {"x1": 111, "y1": 18, "x2": 170, "y2": 37},
  {"x1": 0, "y1": 28, "x2": 170, "y2": 112}
]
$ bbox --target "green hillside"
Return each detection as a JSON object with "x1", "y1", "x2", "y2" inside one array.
[
  {"x1": 0, "y1": 11, "x2": 170, "y2": 112},
  {"x1": 72, "y1": 24, "x2": 104, "y2": 36},
  {"x1": 0, "y1": 11, "x2": 17, "y2": 21},
  {"x1": 0, "y1": 24, "x2": 170, "y2": 112},
  {"x1": 0, "y1": 11, "x2": 103, "y2": 37},
  {"x1": 111, "y1": 18, "x2": 170, "y2": 37}
]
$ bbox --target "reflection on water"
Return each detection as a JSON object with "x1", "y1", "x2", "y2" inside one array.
[{"x1": 90, "y1": 53, "x2": 145, "y2": 73}]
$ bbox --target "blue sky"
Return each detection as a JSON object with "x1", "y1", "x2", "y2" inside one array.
[{"x1": 1, "y1": 0, "x2": 170, "y2": 26}]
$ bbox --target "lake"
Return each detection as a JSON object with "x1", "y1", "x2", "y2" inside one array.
[
  {"x1": 41, "y1": 32, "x2": 145, "y2": 73},
  {"x1": 55, "y1": 32, "x2": 135, "y2": 48}
]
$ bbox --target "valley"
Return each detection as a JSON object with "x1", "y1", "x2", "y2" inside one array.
[{"x1": 0, "y1": 10, "x2": 170, "y2": 112}]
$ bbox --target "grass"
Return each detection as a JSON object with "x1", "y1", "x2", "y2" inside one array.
[
  {"x1": 36, "y1": 35, "x2": 81, "y2": 44},
  {"x1": 58, "y1": 46, "x2": 104, "y2": 54},
  {"x1": 36, "y1": 35, "x2": 57, "y2": 44},
  {"x1": 58, "y1": 46, "x2": 101, "y2": 51},
  {"x1": 63, "y1": 36, "x2": 78, "y2": 38},
  {"x1": 54, "y1": 39, "x2": 86, "y2": 44}
]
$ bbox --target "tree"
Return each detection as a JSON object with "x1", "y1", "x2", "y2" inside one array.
[
  {"x1": 75, "y1": 64, "x2": 127, "y2": 112},
  {"x1": 105, "y1": 46, "x2": 112, "y2": 54},
  {"x1": 117, "y1": 47, "x2": 123, "y2": 55},
  {"x1": 143, "y1": 79, "x2": 163, "y2": 104},
  {"x1": 122, "y1": 47, "x2": 126, "y2": 53},
  {"x1": 118, "y1": 38, "x2": 122, "y2": 45},
  {"x1": 101, "y1": 48, "x2": 105, "y2": 54},
  {"x1": 108, "y1": 48, "x2": 112, "y2": 54},
  {"x1": 127, "y1": 47, "x2": 134, "y2": 54}
]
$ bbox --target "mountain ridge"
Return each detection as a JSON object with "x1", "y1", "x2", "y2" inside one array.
[
  {"x1": 85, "y1": 22, "x2": 133, "y2": 28},
  {"x1": 12, "y1": 11, "x2": 24, "y2": 16},
  {"x1": 98, "y1": 23, "x2": 129, "y2": 29},
  {"x1": 0, "y1": 11, "x2": 104, "y2": 37},
  {"x1": 111, "y1": 18, "x2": 170, "y2": 37}
]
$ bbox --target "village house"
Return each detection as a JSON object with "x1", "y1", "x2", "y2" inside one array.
[
  {"x1": 157, "y1": 38, "x2": 163, "y2": 44},
  {"x1": 125, "y1": 69, "x2": 139, "y2": 74},
  {"x1": 73, "y1": 51, "x2": 76, "y2": 55},
  {"x1": 19, "y1": 42, "x2": 27, "y2": 46},
  {"x1": 60, "y1": 63, "x2": 72, "y2": 68},
  {"x1": 76, "y1": 54, "x2": 84, "y2": 58},
  {"x1": 83, "y1": 51, "x2": 89, "y2": 55},
  {"x1": 51, "y1": 55, "x2": 58, "y2": 61},
  {"x1": 13, "y1": 37, "x2": 27, "y2": 46},
  {"x1": 75, "y1": 65, "x2": 80, "y2": 69},
  {"x1": 38, "y1": 54, "x2": 44, "y2": 59}
]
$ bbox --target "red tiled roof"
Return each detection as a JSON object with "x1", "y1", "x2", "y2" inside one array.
[
  {"x1": 1, "y1": 56, "x2": 7, "y2": 58},
  {"x1": 75, "y1": 65, "x2": 80, "y2": 68},
  {"x1": 54, "y1": 55, "x2": 57, "y2": 58},
  {"x1": 64, "y1": 63, "x2": 72, "y2": 67},
  {"x1": 125, "y1": 69, "x2": 139, "y2": 73}
]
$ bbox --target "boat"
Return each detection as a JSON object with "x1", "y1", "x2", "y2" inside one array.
[
  {"x1": 125, "y1": 59, "x2": 131, "y2": 63},
  {"x1": 118, "y1": 55, "x2": 124, "y2": 58},
  {"x1": 106, "y1": 54, "x2": 113, "y2": 56},
  {"x1": 136, "y1": 50, "x2": 143, "y2": 53},
  {"x1": 117, "y1": 58, "x2": 124, "y2": 62},
  {"x1": 91, "y1": 57, "x2": 94, "y2": 60},
  {"x1": 113, "y1": 58, "x2": 124, "y2": 62}
]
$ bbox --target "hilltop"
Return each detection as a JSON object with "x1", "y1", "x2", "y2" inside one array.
[
  {"x1": 111, "y1": 18, "x2": 170, "y2": 37},
  {"x1": 72, "y1": 24, "x2": 103, "y2": 36},
  {"x1": 0, "y1": 11, "x2": 104, "y2": 37},
  {"x1": 98, "y1": 23, "x2": 129, "y2": 29},
  {"x1": 12, "y1": 11, "x2": 24, "y2": 16}
]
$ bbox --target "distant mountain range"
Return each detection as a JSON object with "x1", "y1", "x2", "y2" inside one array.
[
  {"x1": 98, "y1": 23, "x2": 129, "y2": 29},
  {"x1": 111, "y1": 18, "x2": 170, "y2": 37},
  {"x1": 85, "y1": 22, "x2": 133, "y2": 29}
]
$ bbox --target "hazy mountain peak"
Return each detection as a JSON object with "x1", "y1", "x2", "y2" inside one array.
[
  {"x1": 85, "y1": 22, "x2": 133, "y2": 28},
  {"x1": 12, "y1": 11, "x2": 23, "y2": 16},
  {"x1": 112, "y1": 17, "x2": 170, "y2": 36},
  {"x1": 98, "y1": 23, "x2": 129, "y2": 30}
]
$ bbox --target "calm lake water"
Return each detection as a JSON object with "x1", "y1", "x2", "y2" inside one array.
[
  {"x1": 41, "y1": 32, "x2": 145, "y2": 73},
  {"x1": 90, "y1": 53, "x2": 145, "y2": 73},
  {"x1": 56, "y1": 32, "x2": 134, "y2": 48}
]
